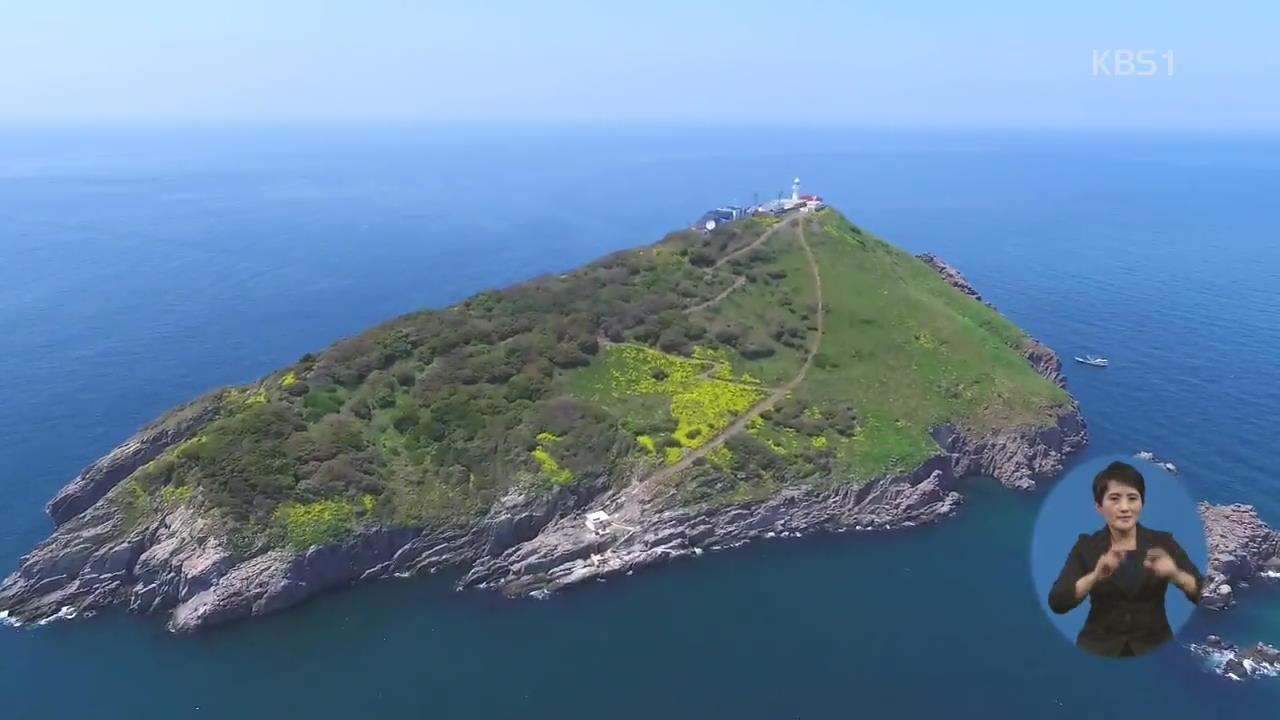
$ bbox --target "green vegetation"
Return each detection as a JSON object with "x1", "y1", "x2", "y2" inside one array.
[
  {"x1": 799, "y1": 209, "x2": 1069, "y2": 483},
  {"x1": 110, "y1": 207, "x2": 1069, "y2": 550},
  {"x1": 270, "y1": 499, "x2": 359, "y2": 549}
]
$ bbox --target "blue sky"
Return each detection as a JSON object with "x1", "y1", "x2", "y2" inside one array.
[{"x1": 1, "y1": 1, "x2": 1277, "y2": 129}]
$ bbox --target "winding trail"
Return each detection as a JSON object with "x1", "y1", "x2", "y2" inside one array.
[
  {"x1": 682, "y1": 214, "x2": 799, "y2": 316},
  {"x1": 650, "y1": 214, "x2": 824, "y2": 486},
  {"x1": 684, "y1": 276, "x2": 746, "y2": 315},
  {"x1": 710, "y1": 215, "x2": 798, "y2": 271}
]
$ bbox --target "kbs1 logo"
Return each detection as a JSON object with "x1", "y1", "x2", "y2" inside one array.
[{"x1": 1092, "y1": 50, "x2": 1174, "y2": 76}]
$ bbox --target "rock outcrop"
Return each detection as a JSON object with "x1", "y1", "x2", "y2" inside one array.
[
  {"x1": 1021, "y1": 340, "x2": 1066, "y2": 388},
  {"x1": 917, "y1": 253, "x2": 986, "y2": 304},
  {"x1": 1198, "y1": 502, "x2": 1280, "y2": 610},
  {"x1": 1188, "y1": 635, "x2": 1280, "y2": 681}
]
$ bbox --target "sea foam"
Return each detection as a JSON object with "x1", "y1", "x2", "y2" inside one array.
[{"x1": 34, "y1": 606, "x2": 78, "y2": 626}]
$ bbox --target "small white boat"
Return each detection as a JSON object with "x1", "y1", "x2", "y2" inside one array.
[{"x1": 1074, "y1": 355, "x2": 1109, "y2": 367}]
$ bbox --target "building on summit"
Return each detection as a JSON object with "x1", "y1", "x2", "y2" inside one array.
[{"x1": 694, "y1": 177, "x2": 824, "y2": 232}]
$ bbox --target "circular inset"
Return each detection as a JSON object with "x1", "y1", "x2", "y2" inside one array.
[{"x1": 1030, "y1": 454, "x2": 1208, "y2": 657}]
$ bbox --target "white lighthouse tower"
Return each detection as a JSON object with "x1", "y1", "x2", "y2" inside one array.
[{"x1": 791, "y1": 177, "x2": 801, "y2": 203}]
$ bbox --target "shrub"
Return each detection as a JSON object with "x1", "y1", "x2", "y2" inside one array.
[
  {"x1": 303, "y1": 385, "x2": 344, "y2": 422},
  {"x1": 551, "y1": 344, "x2": 591, "y2": 369},
  {"x1": 740, "y1": 343, "x2": 776, "y2": 359},
  {"x1": 394, "y1": 367, "x2": 417, "y2": 387},
  {"x1": 657, "y1": 328, "x2": 690, "y2": 354},
  {"x1": 689, "y1": 249, "x2": 715, "y2": 267},
  {"x1": 713, "y1": 327, "x2": 741, "y2": 346}
]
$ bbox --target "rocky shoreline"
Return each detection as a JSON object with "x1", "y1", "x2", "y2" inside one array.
[
  {"x1": 1188, "y1": 636, "x2": 1280, "y2": 681},
  {"x1": 0, "y1": 399, "x2": 1088, "y2": 634},
  {"x1": 0, "y1": 254, "x2": 1093, "y2": 632},
  {"x1": 462, "y1": 406, "x2": 1085, "y2": 596}
]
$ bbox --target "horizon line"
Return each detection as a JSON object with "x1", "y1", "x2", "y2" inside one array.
[{"x1": 1, "y1": 117, "x2": 1278, "y2": 137}]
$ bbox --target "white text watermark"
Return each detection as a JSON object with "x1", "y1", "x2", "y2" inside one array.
[{"x1": 1092, "y1": 50, "x2": 1174, "y2": 76}]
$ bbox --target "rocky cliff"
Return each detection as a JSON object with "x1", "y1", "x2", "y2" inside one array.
[{"x1": 1198, "y1": 502, "x2": 1280, "y2": 611}]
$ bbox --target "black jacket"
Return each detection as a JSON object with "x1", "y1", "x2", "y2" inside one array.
[{"x1": 1048, "y1": 524, "x2": 1203, "y2": 657}]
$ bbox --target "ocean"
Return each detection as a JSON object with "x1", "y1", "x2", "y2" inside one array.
[{"x1": 1, "y1": 124, "x2": 1278, "y2": 718}]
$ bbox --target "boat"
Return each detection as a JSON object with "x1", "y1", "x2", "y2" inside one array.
[{"x1": 1074, "y1": 355, "x2": 1109, "y2": 367}]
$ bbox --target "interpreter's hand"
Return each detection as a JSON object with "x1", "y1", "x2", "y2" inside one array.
[
  {"x1": 1094, "y1": 547, "x2": 1124, "y2": 579},
  {"x1": 1144, "y1": 547, "x2": 1179, "y2": 579}
]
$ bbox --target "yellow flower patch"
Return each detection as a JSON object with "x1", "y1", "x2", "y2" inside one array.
[
  {"x1": 670, "y1": 379, "x2": 763, "y2": 449},
  {"x1": 271, "y1": 499, "x2": 357, "y2": 548},
  {"x1": 532, "y1": 446, "x2": 573, "y2": 486}
]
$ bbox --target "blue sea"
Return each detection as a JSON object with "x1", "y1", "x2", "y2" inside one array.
[{"x1": 1, "y1": 124, "x2": 1278, "y2": 718}]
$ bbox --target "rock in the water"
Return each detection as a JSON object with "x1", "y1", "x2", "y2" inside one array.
[
  {"x1": 1188, "y1": 636, "x2": 1280, "y2": 681},
  {"x1": 1134, "y1": 450, "x2": 1178, "y2": 475}
]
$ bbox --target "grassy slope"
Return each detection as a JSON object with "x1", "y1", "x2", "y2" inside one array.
[
  {"x1": 106, "y1": 209, "x2": 1070, "y2": 549},
  {"x1": 798, "y1": 210, "x2": 1069, "y2": 482}
]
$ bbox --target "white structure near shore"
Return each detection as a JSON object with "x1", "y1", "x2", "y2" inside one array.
[{"x1": 585, "y1": 510, "x2": 612, "y2": 534}]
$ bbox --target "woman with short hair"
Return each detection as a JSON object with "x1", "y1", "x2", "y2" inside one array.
[{"x1": 1048, "y1": 461, "x2": 1203, "y2": 657}]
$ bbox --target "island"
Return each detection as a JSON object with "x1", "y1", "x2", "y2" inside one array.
[{"x1": 0, "y1": 207, "x2": 1089, "y2": 632}]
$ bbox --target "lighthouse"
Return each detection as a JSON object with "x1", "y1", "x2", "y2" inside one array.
[{"x1": 791, "y1": 177, "x2": 801, "y2": 202}]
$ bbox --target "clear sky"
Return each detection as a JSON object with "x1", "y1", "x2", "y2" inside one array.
[{"x1": 2, "y1": 0, "x2": 1277, "y2": 129}]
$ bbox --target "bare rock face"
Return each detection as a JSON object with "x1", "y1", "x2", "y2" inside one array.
[
  {"x1": 1022, "y1": 340, "x2": 1066, "y2": 388},
  {"x1": 461, "y1": 462, "x2": 964, "y2": 596},
  {"x1": 933, "y1": 409, "x2": 1086, "y2": 492},
  {"x1": 1198, "y1": 503, "x2": 1280, "y2": 610}
]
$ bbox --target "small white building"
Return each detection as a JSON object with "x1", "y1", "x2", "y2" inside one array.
[{"x1": 585, "y1": 510, "x2": 612, "y2": 534}]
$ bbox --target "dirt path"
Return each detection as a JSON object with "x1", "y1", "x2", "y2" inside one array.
[
  {"x1": 649, "y1": 215, "x2": 824, "y2": 486},
  {"x1": 709, "y1": 215, "x2": 797, "y2": 271},
  {"x1": 681, "y1": 215, "x2": 799, "y2": 316},
  {"x1": 684, "y1": 275, "x2": 746, "y2": 315}
]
